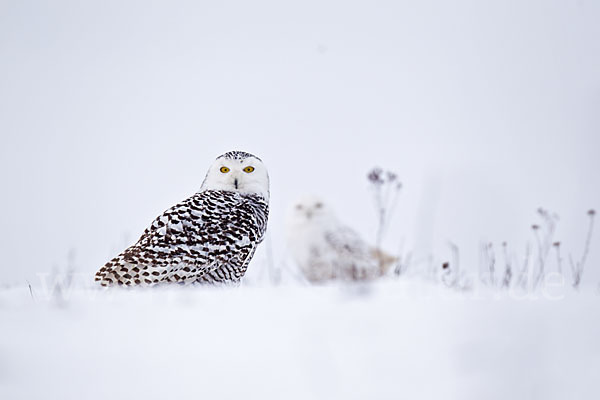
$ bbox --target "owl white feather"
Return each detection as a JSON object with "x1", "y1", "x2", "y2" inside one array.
[
  {"x1": 285, "y1": 196, "x2": 395, "y2": 283},
  {"x1": 95, "y1": 151, "x2": 269, "y2": 287}
]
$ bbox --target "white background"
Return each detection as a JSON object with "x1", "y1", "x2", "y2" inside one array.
[{"x1": 1, "y1": 0, "x2": 599, "y2": 285}]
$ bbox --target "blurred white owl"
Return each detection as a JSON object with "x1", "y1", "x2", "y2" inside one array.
[{"x1": 285, "y1": 196, "x2": 396, "y2": 283}]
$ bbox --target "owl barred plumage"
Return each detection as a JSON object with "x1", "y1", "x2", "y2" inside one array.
[{"x1": 95, "y1": 151, "x2": 269, "y2": 287}]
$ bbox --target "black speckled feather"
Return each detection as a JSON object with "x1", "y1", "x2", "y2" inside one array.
[{"x1": 95, "y1": 190, "x2": 269, "y2": 286}]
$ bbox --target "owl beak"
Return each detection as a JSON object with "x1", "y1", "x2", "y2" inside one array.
[
  {"x1": 306, "y1": 211, "x2": 313, "y2": 219},
  {"x1": 234, "y1": 178, "x2": 239, "y2": 189}
]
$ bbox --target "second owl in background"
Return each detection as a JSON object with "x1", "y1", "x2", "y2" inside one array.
[{"x1": 286, "y1": 196, "x2": 396, "y2": 283}]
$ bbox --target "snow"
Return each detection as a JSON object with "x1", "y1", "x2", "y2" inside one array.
[{"x1": 1, "y1": 280, "x2": 599, "y2": 400}]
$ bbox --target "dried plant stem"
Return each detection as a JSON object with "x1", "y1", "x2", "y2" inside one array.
[
  {"x1": 367, "y1": 168, "x2": 402, "y2": 270},
  {"x1": 27, "y1": 281, "x2": 35, "y2": 302},
  {"x1": 554, "y1": 244, "x2": 563, "y2": 275},
  {"x1": 569, "y1": 211, "x2": 596, "y2": 289},
  {"x1": 532, "y1": 209, "x2": 558, "y2": 289},
  {"x1": 516, "y1": 243, "x2": 531, "y2": 289},
  {"x1": 488, "y1": 243, "x2": 496, "y2": 286},
  {"x1": 579, "y1": 213, "x2": 595, "y2": 273},
  {"x1": 449, "y1": 242, "x2": 460, "y2": 287},
  {"x1": 533, "y1": 228, "x2": 544, "y2": 287},
  {"x1": 394, "y1": 240, "x2": 412, "y2": 276},
  {"x1": 501, "y1": 242, "x2": 512, "y2": 288}
]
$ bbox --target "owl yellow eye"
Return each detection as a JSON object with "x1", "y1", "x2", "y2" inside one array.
[
  {"x1": 243, "y1": 166, "x2": 255, "y2": 173},
  {"x1": 220, "y1": 166, "x2": 230, "y2": 173}
]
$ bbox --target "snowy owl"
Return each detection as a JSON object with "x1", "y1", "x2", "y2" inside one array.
[
  {"x1": 285, "y1": 196, "x2": 395, "y2": 283},
  {"x1": 95, "y1": 151, "x2": 269, "y2": 287}
]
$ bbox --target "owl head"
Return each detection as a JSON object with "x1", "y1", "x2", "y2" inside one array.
[
  {"x1": 201, "y1": 151, "x2": 269, "y2": 199},
  {"x1": 286, "y1": 195, "x2": 337, "y2": 228}
]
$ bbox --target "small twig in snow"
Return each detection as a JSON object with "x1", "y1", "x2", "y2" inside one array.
[
  {"x1": 553, "y1": 242, "x2": 562, "y2": 275},
  {"x1": 569, "y1": 209, "x2": 596, "y2": 289},
  {"x1": 27, "y1": 281, "x2": 35, "y2": 302},
  {"x1": 516, "y1": 243, "x2": 531, "y2": 289},
  {"x1": 501, "y1": 242, "x2": 512, "y2": 288}
]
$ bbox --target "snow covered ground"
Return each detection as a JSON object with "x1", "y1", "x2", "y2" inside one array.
[{"x1": 1, "y1": 280, "x2": 599, "y2": 400}]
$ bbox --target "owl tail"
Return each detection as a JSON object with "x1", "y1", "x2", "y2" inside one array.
[
  {"x1": 95, "y1": 253, "x2": 160, "y2": 287},
  {"x1": 95, "y1": 254, "x2": 203, "y2": 287},
  {"x1": 371, "y1": 248, "x2": 398, "y2": 276},
  {"x1": 94, "y1": 255, "x2": 130, "y2": 287}
]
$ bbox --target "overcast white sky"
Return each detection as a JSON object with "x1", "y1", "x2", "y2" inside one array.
[{"x1": 0, "y1": 0, "x2": 599, "y2": 285}]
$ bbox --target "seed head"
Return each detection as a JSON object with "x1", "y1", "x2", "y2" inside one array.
[{"x1": 367, "y1": 168, "x2": 384, "y2": 185}]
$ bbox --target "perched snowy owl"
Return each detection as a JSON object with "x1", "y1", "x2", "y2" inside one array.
[
  {"x1": 285, "y1": 196, "x2": 395, "y2": 283},
  {"x1": 95, "y1": 151, "x2": 269, "y2": 287}
]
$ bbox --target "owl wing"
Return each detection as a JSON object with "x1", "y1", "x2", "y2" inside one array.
[
  {"x1": 95, "y1": 195, "x2": 210, "y2": 286},
  {"x1": 196, "y1": 241, "x2": 258, "y2": 284},
  {"x1": 324, "y1": 226, "x2": 393, "y2": 280},
  {"x1": 96, "y1": 191, "x2": 269, "y2": 287}
]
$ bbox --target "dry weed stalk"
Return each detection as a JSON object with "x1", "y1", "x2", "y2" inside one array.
[
  {"x1": 501, "y1": 242, "x2": 512, "y2": 288},
  {"x1": 367, "y1": 167, "x2": 402, "y2": 271},
  {"x1": 532, "y1": 208, "x2": 559, "y2": 288},
  {"x1": 569, "y1": 210, "x2": 596, "y2": 289},
  {"x1": 441, "y1": 242, "x2": 470, "y2": 290}
]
